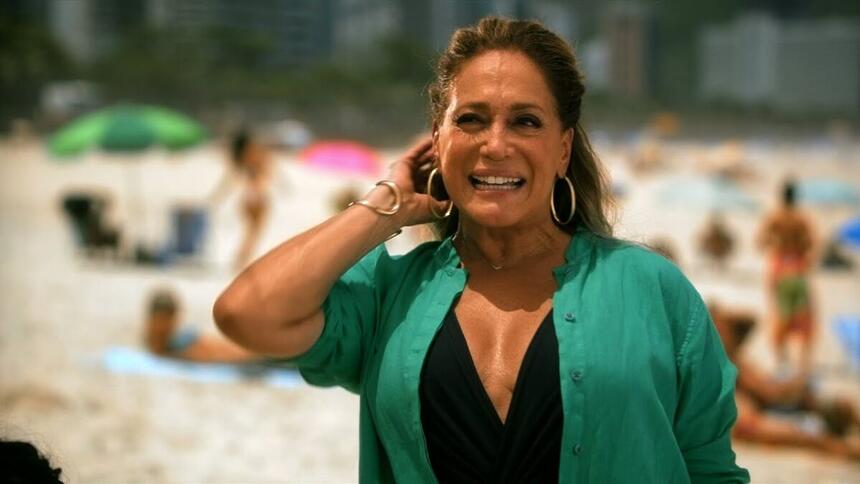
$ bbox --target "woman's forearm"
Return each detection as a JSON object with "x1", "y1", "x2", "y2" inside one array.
[{"x1": 213, "y1": 185, "x2": 404, "y2": 356}]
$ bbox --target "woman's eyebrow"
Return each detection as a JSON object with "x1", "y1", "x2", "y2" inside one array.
[
  {"x1": 456, "y1": 102, "x2": 490, "y2": 111},
  {"x1": 510, "y1": 103, "x2": 546, "y2": 114},
  {"x1": 456, "y1": 102, "x2": 546, "y2": 114}
]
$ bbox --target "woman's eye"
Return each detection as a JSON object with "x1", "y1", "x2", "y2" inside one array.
[
  {"x1": 455, "y1": 113, "x2": 482, "y2": 126},
  {"x1": 516, "y1": 115, "x2": 542, "y2": 128}
]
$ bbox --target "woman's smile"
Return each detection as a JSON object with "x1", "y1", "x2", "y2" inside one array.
[{"x1": 469, "y1": 172, "x2": 526, "y2": 191}]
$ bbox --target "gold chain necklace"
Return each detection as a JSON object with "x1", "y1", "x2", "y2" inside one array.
[
  {"x1": 455, "y1": 231, "x2": 564, "y2": 272},
  {"x1": 453, "y1": 231, "x2": 505, "y2": 270}
]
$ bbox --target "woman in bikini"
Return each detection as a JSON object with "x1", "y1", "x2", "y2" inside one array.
[{"x1": 210, "y1": 129, "x2": 274, "y2": 271}]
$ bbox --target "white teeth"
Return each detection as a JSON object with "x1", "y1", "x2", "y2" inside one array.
[
  {"x1": 476, "y1": 184, "x2": 518, "y2": 191},
  {"x1": 473, "y1": 175, "x2": 522, "y2": 185}
]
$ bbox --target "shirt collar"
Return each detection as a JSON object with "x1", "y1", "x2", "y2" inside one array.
[{"x1": 433, "y1": 236, "x2": 462, "y2": 269}]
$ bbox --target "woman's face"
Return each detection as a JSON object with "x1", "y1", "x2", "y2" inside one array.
[{"x1": 434, "y1": 49, "x2": 573, "y2": 230}]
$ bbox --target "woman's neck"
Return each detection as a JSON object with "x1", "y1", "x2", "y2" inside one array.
[{"x1": 454, "y1": 218, "x2": 571, "y2": 271}]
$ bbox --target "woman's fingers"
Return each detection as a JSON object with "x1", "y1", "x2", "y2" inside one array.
[
  {"x1": 401, "y1": 137, "x2": 433, "y2": 166},
  {"x1": 377, "y1": 135, "x2": 451, "y2": 226}
]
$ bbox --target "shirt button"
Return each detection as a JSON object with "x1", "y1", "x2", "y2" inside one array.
[
  {"x1": 564, "y1": 312, "x2": 576, "y2": 322},
  {"x1": 573, "y1": 444, "x2": 583, "y2": 455},
  {"x1": 570, "y1": 370, "x2": 583, "y2": 382}
]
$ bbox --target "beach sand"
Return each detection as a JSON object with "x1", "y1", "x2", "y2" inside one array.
[{"x1": 1, "y1": 137, "x2": 858, "y2": 482}]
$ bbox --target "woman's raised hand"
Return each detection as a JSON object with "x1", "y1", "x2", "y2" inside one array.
[{"x1": 385, "y1": 135, "x2": 451, "y2": 227}]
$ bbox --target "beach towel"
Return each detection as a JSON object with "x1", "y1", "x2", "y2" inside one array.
[{"x1": 100, "y1": 346, "x2": 304, "y2": 388}]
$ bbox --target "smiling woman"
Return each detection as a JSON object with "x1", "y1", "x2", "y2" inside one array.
[
  {"x1": 214, "y1": 17, "x2": 750, "y2": 483},
  {"x1": 433, "y1": 49, "x2": 573, "y2": 238}
]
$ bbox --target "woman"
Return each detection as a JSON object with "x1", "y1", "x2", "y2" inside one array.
[
  {"x1": 209, "y1": 129, "x2": 274, "y2": 270},
  {"x1": 215, "y1": 17, "x2": 749, "y2": 483}
]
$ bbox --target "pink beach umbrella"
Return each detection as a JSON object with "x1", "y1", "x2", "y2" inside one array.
[{"x1": 298, "y1": 140, "x2": 381, "y2": 176}]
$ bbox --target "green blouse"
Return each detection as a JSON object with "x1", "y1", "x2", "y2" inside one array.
[{"x1": 289, "y1": 230, "x2": 750, "y2": 483}]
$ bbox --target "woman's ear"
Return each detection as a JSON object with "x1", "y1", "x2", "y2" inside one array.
[
  {"x1": 559, "y1": 127, "x2": 574, "y2": 176},
  {"x1": 557, "y1": 128, "x2": 574, "y2": 178}
]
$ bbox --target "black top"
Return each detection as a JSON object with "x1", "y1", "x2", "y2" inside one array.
[{"x1": 419, "y1": 308, "x2": 563, "y2": 483}]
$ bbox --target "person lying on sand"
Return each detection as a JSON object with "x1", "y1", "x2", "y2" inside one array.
[
  {"x1": 144, "y1": 288, "x2": 259, "y2": 363},
  {"x1": 709, "y1": 303, "x2": 860, "y2": 460}
]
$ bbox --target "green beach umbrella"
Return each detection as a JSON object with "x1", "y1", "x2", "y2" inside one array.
[{"x1": 49, "y1": 105, "x2": 207, "y2": 157}]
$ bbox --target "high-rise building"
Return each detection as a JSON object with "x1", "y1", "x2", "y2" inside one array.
[
  {"x1": 148, "y1": 0, "x2": 333, "y2": 68},
  {"x1": 700, "y1": 13, "x2": 860, "y2": 115},
  {"x1": 38, "y1": 0, "x2": 584, "y2": 71},
  {"x1": 332, "y1": 0, "x2": 398, "y2": 54},
  {"x1": 399, "y1": 0, "x2": 502, "y2": 51},
  {"x1": 48, "y1": 0, "x2": 94, "y2": 63},
  {"x1": 47, "y1": 0, "x2": 146, "y2": 64},
  {"x1": 603, "y1": 2, "x2": 654, "y2": 98}
]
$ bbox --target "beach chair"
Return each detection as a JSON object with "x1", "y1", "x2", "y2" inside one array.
[{"x1": 60, "y1": 191, "x2": 121, "y2": 258}]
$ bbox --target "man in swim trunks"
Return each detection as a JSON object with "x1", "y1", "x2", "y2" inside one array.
[{"x1": 757, "y1": 179, "x2": 816, "y2": 370}]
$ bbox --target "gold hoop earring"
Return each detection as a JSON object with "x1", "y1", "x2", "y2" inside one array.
[
  {"x1": 551, "y1": 176, "x2": 576, "y2": 225},
  {"x1": 427, "y1": 167, "x2": 453, "y2": 219}
]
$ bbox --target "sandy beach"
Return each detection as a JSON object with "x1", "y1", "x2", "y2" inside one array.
[{"x1": 1, "y1": 136, "x2": 858, "y2": 483}]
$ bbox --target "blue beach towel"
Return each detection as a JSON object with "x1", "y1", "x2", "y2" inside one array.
[{"x1": 100, "y1": 346, "x2": 304, "y2": 388}]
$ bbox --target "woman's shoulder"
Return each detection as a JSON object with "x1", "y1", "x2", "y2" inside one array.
[
  {"x1": 586, "y1": 236, "x2": 709, "y2": 346},
  {"x1": 586, "y1": 234, "x2": 702, "y2": 306},
  {"x1": 591, "y1": 235, "x2": 685, "y2": 279},
  {"x1": 358, "y1": 239, "x2": 447, "y2": 282}
]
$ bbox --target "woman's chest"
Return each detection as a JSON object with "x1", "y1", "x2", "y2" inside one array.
[{"x1": 453, "y1": 289, "x2": 553, "y2": 415}]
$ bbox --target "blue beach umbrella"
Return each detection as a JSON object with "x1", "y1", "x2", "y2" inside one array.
[
  {"x1": 838, "y1": 216, "x2": 860, "y2": 249},
  {"x1": 833, "y1": 315, "x2": 860, "y2": 369}
]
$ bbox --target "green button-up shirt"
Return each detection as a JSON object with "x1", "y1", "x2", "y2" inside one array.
[{"x1": 290, "y1": 230, "x2": 750, "y2": 483}]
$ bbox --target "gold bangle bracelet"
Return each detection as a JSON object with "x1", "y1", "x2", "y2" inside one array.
[{"x1": 347, "y1": 180, "x2": 402, "y2": 216}]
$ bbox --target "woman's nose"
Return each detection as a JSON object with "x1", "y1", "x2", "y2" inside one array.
[{"x1": 479, "y1": 122, "x2": 509, "y2": 161}]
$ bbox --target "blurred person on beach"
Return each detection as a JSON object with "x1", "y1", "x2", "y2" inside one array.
[
  {"x1": 710, "y1": 304, "x2": 860, "y2": 460},
  {"x1": 214, "y1": 17, "x2": 748, "y2": 482},
  {"x1": 698, "y1": 212, "x2": 735, "y2": 271},
  {"x1": 757, "y1": 178, "x2": 817, "y2": 371},
  {"x1": 0, "y1": 439, "x2": 65, "y2": 483},
  {"x1": 145, "y1": 288, "x2": 258, "y2": 363},
  {"x1": 209, "y1": 129, "x2": 275, "y2": 271}
]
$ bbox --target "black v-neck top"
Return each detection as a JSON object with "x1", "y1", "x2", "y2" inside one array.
[{"x1": 419, "y1": 308, "x2": 563, "y2": 483}]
